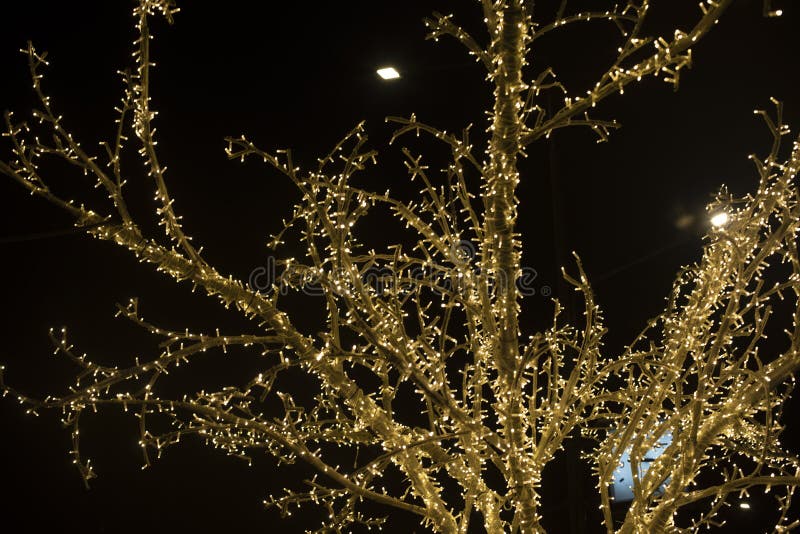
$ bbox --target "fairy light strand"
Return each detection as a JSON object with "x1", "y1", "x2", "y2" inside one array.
[{"x1": 0, "y1": 0, "x2": 798, "y2": 532}]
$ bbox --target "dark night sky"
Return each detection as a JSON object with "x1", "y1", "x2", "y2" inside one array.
[{"x1": 0, "y1": 1, "x2": 799, "y2": 532}]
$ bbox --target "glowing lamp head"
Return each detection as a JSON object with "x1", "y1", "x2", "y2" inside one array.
[
  {"x1": 377, "y1": 67, "x2": 400, "y2": 80},
  {"x1": 739, "y1": 502, "x2": 751, "y2": 510},
  {"x1": 710, "y1": 211, "x2": 729, "y2": 228}
]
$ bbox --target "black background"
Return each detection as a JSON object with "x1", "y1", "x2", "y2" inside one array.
[{"x1": 0, "y1": 1, "x2": 798, "y2": 532}]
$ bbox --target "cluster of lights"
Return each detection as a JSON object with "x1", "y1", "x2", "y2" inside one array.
[{"x1": 0, "y1": 0, "x2": 798, "y2": 533}]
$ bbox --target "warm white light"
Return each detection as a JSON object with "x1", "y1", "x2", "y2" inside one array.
[
  {"x1": 710, "y1": 212, "x2": 729, "y2": 227},
  {"x1": 377, "y1": 67, "x2": 400, "y2": 80},
  {"x1": 739, "y1": 502, "x2": 751, "y2": 510}
]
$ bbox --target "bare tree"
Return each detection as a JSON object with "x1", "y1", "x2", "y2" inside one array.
[{"x1": 2, "y1": 0, "x2": 799, "y2": 532}]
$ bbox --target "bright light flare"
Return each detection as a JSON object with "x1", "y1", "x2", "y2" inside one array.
[
  {"x1": 739, "y1": 502, "x2": 751, "y2": 510},
  {"x1": 377, "y1": 67, "x2": 400, "y2": 80},
  {"x1": 710, "y1": 211, "x2": 729, "y2": 227}
]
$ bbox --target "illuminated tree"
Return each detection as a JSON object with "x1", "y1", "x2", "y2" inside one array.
[{"x1": 2, "y1": 0, "x2": 799, "y2": 532}]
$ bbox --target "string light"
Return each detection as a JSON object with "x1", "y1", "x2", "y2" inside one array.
[{"x1": 0, "y1": 0, "x2": 798, "y2": 532}]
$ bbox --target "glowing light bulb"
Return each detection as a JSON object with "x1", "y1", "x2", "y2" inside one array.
[
  {"x1": 376, "y1": 67, "x2": 401, "y2": 80},
  {"x1": 739, "y1": 502, "x2": 751, "y2": 510},
  {"x1": 710, "y1": 211, "x2": 729, "y2": 227}
]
